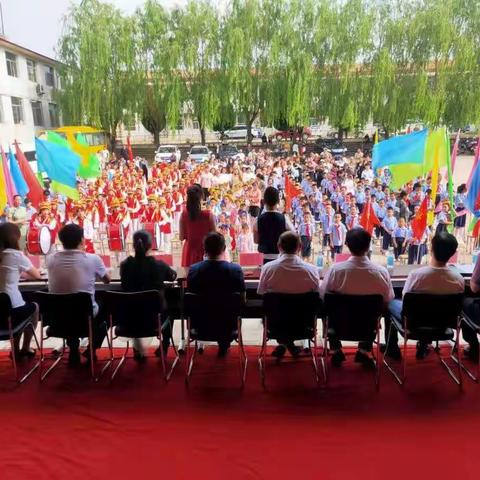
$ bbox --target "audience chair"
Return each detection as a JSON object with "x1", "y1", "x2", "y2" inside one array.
[
  {"x1": 384, "y1": 293, "x2": 464, "y2": 389},
  {"x1": 459, "y1": 299, "x2": 480, "y2": 381},
  {"x1": 104, "y1": 290, "x2": 179, "y2": 381},
  {"x1": 324, "y1": 294, "x2": 384, "y2": 390},
  {"x1": 184, "y1": 292, "x2": 246, "y2": 387},
  {"x1": 33, "y1": 292, "x2": 113, "y2": 382},
  {"x1": 0, "y1": 293, "x2": 41, "y2": 384},
  {"x1": 260, "y1": 292, "x2": 323, "y2": 388}
]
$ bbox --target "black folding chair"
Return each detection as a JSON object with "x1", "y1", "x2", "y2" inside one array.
[
  {"x1": 104, "y1": 290, "x2": 179, "y2": 381},
  {"x1": 34, "y1": 292, "x2": 113, "y2": 382},
  {"x1": 323, "y1": 294, "x2": 384, "y2": 390},
  {"x1": 384, "y1": 293, "x2": 464, "y2": 389},
  {"x1": 184, "y1": 292, "x2": 246, "y2": 387},
  {"x1": 459, "y1": 298, "x2": 480, "y2": 381},
  {"x1": 0, "y1": 293, "x2": 40, "y2": 384},
  {"x1": 259, "y1": 292, "x2": 323, "y2": 387}
]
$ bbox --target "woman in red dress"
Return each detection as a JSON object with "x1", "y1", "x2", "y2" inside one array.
[{"x1": 180, "y1": 185, "x2": 216, "y2": 267}]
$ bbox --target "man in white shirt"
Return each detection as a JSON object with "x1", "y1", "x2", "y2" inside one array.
[
  {"x1": 321, "y1": 228, "x2": 394, "y2": 368},
  {"x1": 257, "y1": 231, "x2": 321, "y2": 358},
  {"x1": 47, "y1": 224, "x2": 111, "y2": 365},
  {"x1": 386, "y1": 232, "x2": 464, "y2": 360}
]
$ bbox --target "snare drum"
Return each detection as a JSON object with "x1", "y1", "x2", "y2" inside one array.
[
  {"x1": 107, "y1": 224, "x2": 125, "y2": 251},
  {"x1": 142, "y1": 222, "x2": 162, "y2": 250},
  {"x1": 27, "y1": 227, "x2": 52, "y2": 255}
]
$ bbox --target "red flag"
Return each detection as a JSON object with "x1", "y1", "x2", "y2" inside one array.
[
  {"x1": 411, "y1": 196, "x2": 428, "y2": 241},
  {"x1": 14, "y1": 141, "x2": 43, "y2": 208},
  {"x1": 359, "y1": 201, "x2": 380, "y2": 235},
  {"x1": 127, "y1": 136, "x2": 134, "y2": 162},
  {"x1": 284, "y1": 176, "x2": 302, "y2": 213},
  {"x1": 451, "y1": 130, "x2": 460, "y2": 174}
]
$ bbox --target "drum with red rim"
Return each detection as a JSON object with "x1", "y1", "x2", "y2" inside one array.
[
  {"x1": 27, "y1": 227, "x2": 52, "y2": 255},
  {"x1": 107, "y1": 224, "x2": 125, "y2": 252},
  {"x1": 142, "y1": 222, "x2": 161, "y2": 250}
]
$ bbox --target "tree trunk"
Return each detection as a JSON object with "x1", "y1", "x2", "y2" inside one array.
[
  {"x1": 383, "y1": 127, "x2": 390, "y2": 139},
  {"x1": 338, "y1": 128, "x2": 344, "y2": 142},
  {"x1": 153, "y1": 130, "x2": 160, "y2": 146},
  {"x1": 200, "y1": 126, "x2": 206, "y2": 145},
  {"x1": 247, "y1": 122, "x2": 253, "y2": 144}
]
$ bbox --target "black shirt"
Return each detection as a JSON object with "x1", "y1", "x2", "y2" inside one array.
[
  {"x1": 187, "y1": 260, "x2": 245, "y2": 295},
  {"x1": 257, "y1": 211, "x2": 287, "y2": 254},
  {"x1": 120, "y1": 256, "x2": 177, "y2": 292}
]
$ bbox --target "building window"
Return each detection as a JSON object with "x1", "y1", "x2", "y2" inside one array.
[
  {"x1": 6, "y1": 52, "x2": 17, "y2": 77},
  {"x1": 11, "y1": 97, "x2": 23, "y2": 124},
  {"x1": 45, "y1": 66, "x2": 55, "y2": 87},
  {"x1": 31, "y1": 101, "x2": 44, "y2": 126},
  {"x1": 27, "y1": 59, "x2": 37, "y2": 82},
  {"x1": 48, "y1": 103, "x2": 59, "y2": 127}
]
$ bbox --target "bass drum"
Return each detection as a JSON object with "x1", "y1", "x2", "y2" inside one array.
[
  {"x1": 142, "y1": 222, "x2": 162, "y2": 250},
  {"x1": 27, "y1": 227, "x2": 52, "y2": 255},
  {"x1": 107, "y1": 224, "x2": 125, "y2": 252}
]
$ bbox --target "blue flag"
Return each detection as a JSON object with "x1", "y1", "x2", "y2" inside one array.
[
  {"x1": 35, "y1": 138, "x2": 81, "y2": 189},
  {"x1": 372, "y1": 129, "x2": 428, "y2": 171},
  {"x1": 8, "y1": 149, "x2": 29, "y2": 197},
  {"x1": 466, "y1": 159, "x2": 480, "y2": 217}
]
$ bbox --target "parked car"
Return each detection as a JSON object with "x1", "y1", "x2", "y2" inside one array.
[
  {"x1": 154, "y1": 145, "x2": 181, "y2": 163},
  {"x1": 223, "y1": 124, "x2": 263, "y2": 140},
  {"x1": 274, "y1": 126, "x2": 312, "y2": 142},
  {"x1": 314, "y1": 138, "x2": 347, "y2": 155},
  {"x1": 189, "y1": 145, "x2": 211, "y2": 163},
  {"x1": 218, "y1": 144, "x2": 245, "y2": 161}
]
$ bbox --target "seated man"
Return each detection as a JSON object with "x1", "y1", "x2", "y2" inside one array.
[
  {"x1": 321, "y1": 227, "x2": 394, "y2": 368},
  {"x1": 47, "y1": 224, "x2": 111, "y2": 365},
  {"x1": 257, "y1": 231, "x2": 321, "y2": 358},
  {"x1": 386, "y1": 232, "x2": 464, "y2": 360},
  {"x1": 187, "y1": 232, "x2": 246, "y2": 357},
  {"x1": 462, "y1": 256, "x2": 480, "y2": 361}
]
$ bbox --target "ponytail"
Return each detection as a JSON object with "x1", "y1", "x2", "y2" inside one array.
[{"x1": 133, "y1": 230, "x2": 152, "y2": 259}]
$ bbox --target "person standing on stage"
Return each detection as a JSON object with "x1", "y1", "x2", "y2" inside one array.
[
  {"x1": 8, "y1": 195, "x2": 29, "y2": 250},
  {"x1": 253, "y1": 186, "x2": 294, "y2": 264},
  {"x1": 180, "y1": 185, "x2": 216, "y2": 267}
]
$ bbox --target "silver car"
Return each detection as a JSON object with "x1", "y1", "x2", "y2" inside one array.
[
  {"x1": 189, "y1": 145, "x2": 211, "y2": 163},
  {"x1": 154, "y1": 145, "x2": 181, "y2": 163}
]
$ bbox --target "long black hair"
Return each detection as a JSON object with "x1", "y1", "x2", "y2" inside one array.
[
  {"x1": 133, "y1": 230, "x2": 152, "y2": 258},
  {"x1": 186, "y1": 185, "x2": 202, "y2": 221}
]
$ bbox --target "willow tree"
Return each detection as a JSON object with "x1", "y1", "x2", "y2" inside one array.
[
  {"x1": 169, "y1": 2, "x2": 222, "y2": 145},
  {"x1": 136, "y1": 0, "x2": 183, "y2": 145},
  {"x1": 57, "y1": 0, "x2": 138, "y2": 148}
]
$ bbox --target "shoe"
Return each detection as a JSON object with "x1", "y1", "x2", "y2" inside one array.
[
  {"x1": 384, "y1": 345, "x2": 402, "y2": 361},
  {"x1": 416, "y1": 343, "x2": 430, "y2": 360},
  {"x1": 271, "y1": 345, "x2": 287, "y2": 359},
  {"x1": 133, "y1": 348, "x2": 146, "y2": 363},
  {"x1": 354, "y1": 351, "x2": 376, "y2": 370},
  {"x1": 82, "y1": 349, "x2": 98, "y2": 364},
  {"x1": 286, "y1": 343, "x2": 301, "y2": 358},
  {"x1": 331, "y1": 350, "x2": 346, "y2": 367},
  {"x1": 68, "y1": 350, "x2": 81, "y2": 366},
  {"x1": 217, "y1": 346, "x2": 230, "y2": 358},
  {"x1": 464, "y1": 347, "x2": 479, "y2": 362}
]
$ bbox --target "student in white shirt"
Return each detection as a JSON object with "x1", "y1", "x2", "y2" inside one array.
[
  {"x1": 0, "y1": 223, "x2": 42, "y2": 358},
  {"x1": 257, "y1": 231, "x2": 321, "y2": 358},
  {"x1": 321, "y1": 227, "x2": 394, "y2": 368},
  {"x1": 47, "y1": 224, "x2": 111, "y2": 365},
  {"x1": 386, "y1": 232, "x2": 464, "y2": 360}
]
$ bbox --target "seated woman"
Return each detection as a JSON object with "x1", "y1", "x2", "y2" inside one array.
[
  {"x1": 120, "y1": 230, "x2": 177, "y2": 361},
  {"x1": 0, "y1": 222, "x2": 42, "y2": 358}
]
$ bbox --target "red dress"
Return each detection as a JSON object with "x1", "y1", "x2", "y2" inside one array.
[{"x1": 181, "y1": 209, "x2": 215, "y2": 267}]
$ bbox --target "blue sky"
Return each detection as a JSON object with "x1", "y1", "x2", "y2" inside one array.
[{"x1": 2, "y1": 0, "x2": 189, "y2": 58}]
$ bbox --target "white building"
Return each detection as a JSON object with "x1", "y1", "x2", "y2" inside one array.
[{"x1": 0, "y1": 36, "x2": 61, "y2": 159}]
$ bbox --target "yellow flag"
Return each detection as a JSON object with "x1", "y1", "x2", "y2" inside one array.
[
  {"x1": 0, "y1": 157, "x2": 8, "y2": 212},
  {"x1": 427, "y1": 139, "x2": 441, "y2": 225},
  {"x1": 374, "y1": 129, "x2": 378, "y2": 144}
]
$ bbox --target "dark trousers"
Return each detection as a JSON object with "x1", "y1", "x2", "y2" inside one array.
[
  {"x1": 382, "y1": 232, "x2": 392, "y2": 251},
  {"x1": 322, "y1": 233, "x2": 331, "y2": 247},
  {"x1": 300, "y1": 235, "x2": 312, "y2": 257},
  {"x1": 330, "y1": 245, "x2": 342, "y2": 259},
  {"x1": 67, "y1": 317, "x2": 107, "y2": 352},
  {"x1": 462, "y1": 298, "x2": 480, "y2": 351},
  {"x1": 408, "y1": 244, "x2": 427, "y2": 264},
  {"x1": 329, "y1": 336, "x2": 373, "y2": 352},
  {"x1": 394, "y1": 237, "x2": 406, "y2": 259}
]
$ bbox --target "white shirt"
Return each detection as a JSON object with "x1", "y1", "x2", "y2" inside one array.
[
  {"x1": 47, "y1": 250, "x2": 107, "y2": 316},
  {"x1": 321, "y1": 255, "x2": 394, "y2": 304},
  {"x1": 403, "y1": 265, "x2": 464, "y2": 296},
  {"x1": 0, "y1": 249, "x2": 33, "y2": 308},
  {"x1": 257, "y1": 254, "x2": 321, "y2": 295}
]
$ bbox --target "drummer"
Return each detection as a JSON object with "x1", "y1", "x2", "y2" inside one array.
[
  {"x1": 141, "y1": 195, "x2": 160, "y2": 224},
  {"x1": 30, "y1": 202, "x2": 57, "y2": 233},
  {"x1": 75, "y1": 201, "x2": 96, "y2": 254}
]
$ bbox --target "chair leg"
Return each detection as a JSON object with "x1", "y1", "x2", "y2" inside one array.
[
  {"x1": 322, "y1": 319, "x2": 329, "y2": 385},
  {"x1": 383, "y1": 322, "x2": 406, "y2": 386},
  {"x1": 237, "y1": 319, "x2": 248, "y2": 387},
  {"x1": 17, "y1": 323, "x2": 41, "y2": 384},
  {"x1": 111, "y1": 340, "x2": 129, "y2": 381},
  {"x1": 438, "y1": 324, "x2": 463, "y2": 389},
  {"x1": 41, "y1": 338, "x2": 65, "y2": 382},
  {"x1": 185, "y1": 341, "x2": 197, "y2": 387},
  {"x1": 158, "y1": 317, "x2": 179, "y2": 382},
  {"x1": 88, "y1": 317, "x2": 97, "y2": 381},
  {"x1": 257, "y1": 321, "x2": 267, "y2": 388},
  {"x1": 374, "y1": 323, "x2": 381, "y2": 392},
  {"x1": 451, "y1": 322, "x2": 480, "y2": 382},
  {"x1": 97, "y1": 325, "x2": 114, "y2": 381},
  {"x1": 309, "y1": 338, "x2": 320, "y2": 385},
  {"x1": 9, "y1": 328, "x2": 18, "y2": 383}
]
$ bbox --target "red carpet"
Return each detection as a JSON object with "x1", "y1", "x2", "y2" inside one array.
[{"x1": 1, "y1": 346, "x2": 479, "y2": 479}]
